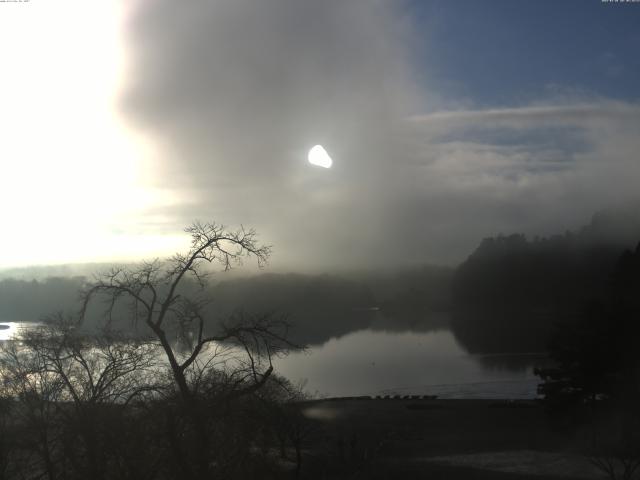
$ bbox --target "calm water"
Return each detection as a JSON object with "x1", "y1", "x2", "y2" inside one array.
[
  {"x1": 1, "y1": 322, "x2": 543, "y2": 399},
  {"x1": 275, "y1": 329, "x2": 543, "y2": 399}
]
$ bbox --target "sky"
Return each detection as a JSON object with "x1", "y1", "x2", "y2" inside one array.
[{"x1": 1, "y1": 0, "x2": 640, "y2": 271}]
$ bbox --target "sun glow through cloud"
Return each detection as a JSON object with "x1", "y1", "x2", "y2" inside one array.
[
  {"x1": 308, "y1": 145, "x2": 333, "y2": 169},
  {"x1": 0, "y1": 1, "x2": 183, "y2": 268}
]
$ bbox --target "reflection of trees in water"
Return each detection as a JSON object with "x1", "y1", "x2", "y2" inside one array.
[
  {"x1": 473, "y1": 353, "x2": 550, "y2": 373},
  {"x1": 368, "y1": 310, "x2": 449, "y2": 334},
  {"x1": 451, "y1": 309, "x2": 553, "y2": 355}
]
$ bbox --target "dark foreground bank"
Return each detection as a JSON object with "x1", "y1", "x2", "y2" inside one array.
[{"x1": 292, "y1": 398, "x2": 606, "y2": 479}]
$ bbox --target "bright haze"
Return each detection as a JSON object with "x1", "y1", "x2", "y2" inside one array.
[{"x1": 2, "y1": 0, "x2": 640, "y2": 271}]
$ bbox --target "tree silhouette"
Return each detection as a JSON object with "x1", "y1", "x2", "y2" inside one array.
[
  {"x1": 79, "y1": 221, "x2": 300, "y2": 479},
  {"x1": 0, "y1": 316, "x2": 158, "y2": 480}
]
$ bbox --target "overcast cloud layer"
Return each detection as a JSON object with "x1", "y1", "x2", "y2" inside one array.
[{"x1": 121, "y1": 0, "x2": 640, "y2": 270}]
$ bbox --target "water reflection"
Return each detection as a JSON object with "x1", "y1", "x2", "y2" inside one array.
[
  {"x1": 0, "y1": 320, "x2": 543, "y2": 399},
  {"x1": 275, "y1": 329, "x2": 542, "y2": 399},
  {"x1": 0, "y1": 322, "x2": 35, "y2": 341}
]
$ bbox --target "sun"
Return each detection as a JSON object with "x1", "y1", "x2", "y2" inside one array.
[{"x1": 308, "y1": 145, "x2": 333, "y2": 168}]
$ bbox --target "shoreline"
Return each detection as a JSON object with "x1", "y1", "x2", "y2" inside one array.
[{"x1": 294, "y1": 398, "x2": 601, "y2": 479}]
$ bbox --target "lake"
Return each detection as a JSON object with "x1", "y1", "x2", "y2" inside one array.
[
  {"x1": 0, "y1": 321, "x2": 544, "y2": 399},
  {"x1": 275, "y1": 328, "x2": 543, "y2": 399}
]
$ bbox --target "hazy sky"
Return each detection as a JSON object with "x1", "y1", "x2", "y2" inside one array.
[{"x1": 2, "y1": 0, "x2": 640, "y2": 271}]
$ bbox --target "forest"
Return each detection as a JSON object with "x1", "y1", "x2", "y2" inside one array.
[{"x1": 452, "y1": 207, "x2": 640, "y2": 354}]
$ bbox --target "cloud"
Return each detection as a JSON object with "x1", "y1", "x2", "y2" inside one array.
[
  {"x1": 120, "y1": 1, "x2": 640, "y2": 270},
  {"x1": 409, "y1": 102, "x2": 640, "y2": 133},
  {"x1": 393, "y1": 101, "x2": 640, "y2": 259}
]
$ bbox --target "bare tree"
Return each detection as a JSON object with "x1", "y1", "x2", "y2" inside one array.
[
  {"x1": 0, "y1": 317, "x2": 159, "y2": 480},
  {"x1": 1, "y1": 330, "x2": 66, "y2": 480},
  {"x1": 79, "y1": 221, "x2": 300, "y2": 478},
  {"x1": 587, "y1": 407, "x2": 640, "y2": 480}
]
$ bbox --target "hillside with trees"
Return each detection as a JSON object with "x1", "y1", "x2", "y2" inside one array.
[
  {"x1": 452, "y1": 207, "x2": 640, "y2": 354},
  {"x1": 0, "y1": 267, "x2": 453, "y2": 346}
]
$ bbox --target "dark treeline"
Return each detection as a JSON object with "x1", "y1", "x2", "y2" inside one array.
[
  {"x1": 212, "y1": 267, "x2": 453, "y2": 344},
  {"x1": 538, "y1": 241, "x2": 640, "y2": 410},
  {"x1": 452, "y1": 206, "x2": 640, "y2": 354},
  {"x1": 0, "y1": 277, "x2": 85, "y2": 324},
  {"x1": 209, "y1": 274, "x2": 375, "y2": 346},
  {"x1": 0, "y1": 268, "x2": 453, "y2": 346},
  {"x1": 534, "y1": 242, "x2": 640, "y2": 479},
  {"x1": 354, "y1": 265, "x2": 453, "y2": 319}
]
